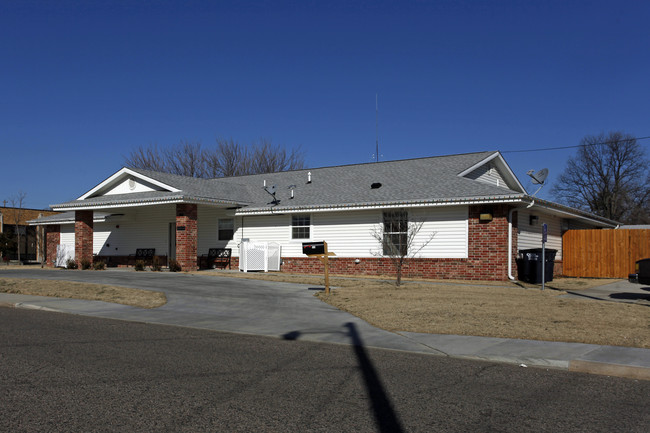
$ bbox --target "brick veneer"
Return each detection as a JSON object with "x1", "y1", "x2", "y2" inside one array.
[
  {"x1": 277, "y1": 204, "x2": 516, "y2": 281},
  {"x1": 45, "y1": 225, "x2": 60, "y2": 267},
  {"x1": 75, "y1": 210, "x2": 94, "y2": 265},
  {"x1": 176, "y1": 204, "x2": 198, "y2": 271}
]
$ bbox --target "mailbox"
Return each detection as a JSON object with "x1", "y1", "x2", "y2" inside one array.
[{"x1": 302, "y1": 241, "x2": 325, "y2": 255}]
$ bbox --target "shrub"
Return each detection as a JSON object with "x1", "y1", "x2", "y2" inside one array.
[
  {"x1": 66, "y1": 259, "x2": 78, "y2": 269},
  {"x1": 151, "y1": 257, "x2": 162, "y2": 272},
  {"x1": 80, "y1": 259, "x2": 92, "y2": 270},
  {"x1": 169, "y1": 259, "x2": 182, "y2": 272},
  {"x1": 93, "y1": 260, "x2": 106, "y2": 270},
  {"x1": 134, "y1": 260, "x2": 146, "y2": 271}
]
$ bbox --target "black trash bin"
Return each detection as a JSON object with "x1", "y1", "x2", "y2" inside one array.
[{"x1": 517, "y1": 248, "x2": 557, "y2": 284}]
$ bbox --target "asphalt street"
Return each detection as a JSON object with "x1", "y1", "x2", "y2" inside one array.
[{"x1": 2, "y1": 307, "x2": 648, "y2": 432}]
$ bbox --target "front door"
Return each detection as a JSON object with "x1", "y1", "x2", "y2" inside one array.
[{"x1": 168, "y1": 222, "x2": 176, "y2": 266}]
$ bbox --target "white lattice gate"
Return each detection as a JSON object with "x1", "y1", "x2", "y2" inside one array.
[{"x1": 239, "y1": 241, "x2": 281, "y2": 272}]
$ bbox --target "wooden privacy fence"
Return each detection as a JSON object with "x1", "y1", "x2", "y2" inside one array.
[{"x1": 563, "y1": 229, "x2": 650, "y2": 278}]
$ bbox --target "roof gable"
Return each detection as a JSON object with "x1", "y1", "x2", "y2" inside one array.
[
  {"x1": 78, "y1": 168, "x2": 180, "y2": 200},
  {"x1": 457, "y1": 152, "x2": 525, "y2": 193}
]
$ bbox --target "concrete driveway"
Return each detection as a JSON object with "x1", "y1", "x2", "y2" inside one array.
[
  {"x1": 564, "y1": 279, "x2": 650, "y2": 305},
  {"x1": 0, "y1": 268, "x2": 443, "y2": 354}
]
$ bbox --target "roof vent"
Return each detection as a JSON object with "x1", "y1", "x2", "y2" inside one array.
[
  {"x1": 307, "y1": 172, "x2": 312, "y2": 184},
  {"x1": 371, "y1": 182, "x2": 382, "y2": 189}
]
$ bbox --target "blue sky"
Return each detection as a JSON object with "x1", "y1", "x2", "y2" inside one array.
[{"x1": 2, "y1": 0, "x2": 649, "y2": 209}]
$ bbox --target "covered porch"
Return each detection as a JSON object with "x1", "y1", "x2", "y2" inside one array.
[{"x1": 41, "y1": 202, "x2": 237, "y2": 271}]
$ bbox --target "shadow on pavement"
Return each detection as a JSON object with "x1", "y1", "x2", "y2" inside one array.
[
  {"x1": 281, "y1": 324, "x2": 405, "y2": 433},
  {"x1": 609, "y1": 293, "x2": 650, "y2": 302}
]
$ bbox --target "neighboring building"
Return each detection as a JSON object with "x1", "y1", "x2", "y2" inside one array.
[
  {"x1": 1, "y1": 206, "x2": 60, "y2": 262},
  {"x1": 30, "y1": 151, "x2": 617, "y2": 280}
]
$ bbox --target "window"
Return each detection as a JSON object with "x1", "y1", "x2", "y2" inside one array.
[
  {"x1": 383, "y1": 210, "x2": 408, "y2": 256},
  {"x1": 292, "y1": 214, "x2": 310, "y2": 239},
  {"x1": 218, "y1": 219, "x2": 234, "y2": 241}
]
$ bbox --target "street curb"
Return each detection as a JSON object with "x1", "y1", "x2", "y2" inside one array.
[
  {"x1": 569, "y1": 360, "x2": 650, "y2": 381},
  {"x1": 0, "y1": 301, "x2": 60, "y2": 313},
  {"x1": 2, "y1": 297, "x2": 648, "y2": 381}
]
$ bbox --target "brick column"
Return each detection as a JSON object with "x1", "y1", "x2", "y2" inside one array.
[
  {"x1": 45, "y1": 225, "x2": 60, "y2": 267},
  {"x1": 75, "y1": 210, "x2": 93, "y2": 265},
  {"x1": 176, "y1": 204, "x2": 198, "y2": 271},
  {"x1": 467, "y1": 204, "x2": 511, "y2": 280}
]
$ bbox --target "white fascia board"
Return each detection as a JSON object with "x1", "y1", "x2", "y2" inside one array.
[
  {"x1": 28, "y1": 216, "x2": 108, "y2": 226},
  {"x1": 524, "y1": 200, "x2": 617, "y2": 227},
  {"x1": 235, "y1": 197, "x2": 525, "y2": 216},
  {"x1": 77, "y1": 167, "x2": 181, "y2": 200},
  {"x1": 52, "y1": 197, "x2": 242, "y2": 212},
  {"x1": 457, "y1": 152, "x2": 526, "y2": 193}
]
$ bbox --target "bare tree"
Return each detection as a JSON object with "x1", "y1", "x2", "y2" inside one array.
[
  {"x1": 125, "y1": 138, "x2": 305, "y2": 178},
  {"x1": 551, "y1": 132, "x2": 650, "y2": 223},
  {"x1": 370, "y1": 210, "x2": 436, "y2": 286},
  {"x1": 204, "y1": 138, "x2": 251, "y2": 177},
  {"x1": 250, "y1": 138, "x2": 305, "y2": 174},
  {"x1": 8, "y1": 192, "x2": 27, "y2": 264},
  {"x1": 124, "y1": 143, "x2": 169, "y2": 172},
  {"x1": 164, "y1": 141, "x2": 206, "y2": 178}
]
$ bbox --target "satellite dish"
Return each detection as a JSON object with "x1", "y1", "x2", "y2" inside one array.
[
  {"x1": 526, "y1": 168, "x2": 548, "y2": 185},
  {"x1": 526, "y1": 168, "x2": 549, "y2": 197},
  {"x1": 263, "y1": 185, "x2": 279, "y2": 205}
]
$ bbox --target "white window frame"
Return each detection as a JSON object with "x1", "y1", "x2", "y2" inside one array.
[
  {"x1": 218, "y1": 218, "x2": 234, "y2": 241},
  {"x1": 291, "y1": 214, "x2": 311, "y2": 240},
  {"x1": 383, "y1": 210, "x2": 408, "y2": 256}
]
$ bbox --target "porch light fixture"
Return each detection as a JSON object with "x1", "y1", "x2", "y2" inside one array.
[{"x1": 479, "y1": 213, "x2": 493, "y2": 222}]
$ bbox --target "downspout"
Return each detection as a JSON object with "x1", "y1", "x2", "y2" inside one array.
[
  {"x1": 509, "y1": 199, "x2": 535, "y2": 280},
  {"x1": 508, "y1": 207, "x2": 517, "y2": 280}
]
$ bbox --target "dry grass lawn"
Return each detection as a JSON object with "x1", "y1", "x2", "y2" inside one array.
[
  {"x1": 1, "y1": 267, "x2": 647, "y2": 348},
  {"x1": 205, "y1": 270, "x2": 650, "y2": 348},
  {"x1": 0, "y1": 278, "x2": 167, "y2": 309}
]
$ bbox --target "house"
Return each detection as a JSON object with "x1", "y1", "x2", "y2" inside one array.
[
  {"x1": 31, "y1": 151, "x2": 617, "y2": 280},
  {"x1": 1, "y1": 206, "x2": 60, "y2": 263}
]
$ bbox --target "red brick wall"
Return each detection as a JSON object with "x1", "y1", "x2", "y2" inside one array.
[
  {"x1": 275, "y1": 204, "x2": 515, "y2": 281},
  {"x1": 176, "y1": 204, "x2": 198, "y2": 271},
  {"x1": 45, "y1": 225, "x2": 60, "y2": 267},
  {"x1": 75, "y1": 211, "x2": 93, "y2": 265}
]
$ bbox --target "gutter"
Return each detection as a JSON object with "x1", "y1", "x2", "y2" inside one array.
[
  {"x1": 51, "y1": 195, "x2": 248, "y2": 212},
  {"x1": 235, "y1": 196, "x2": 524, "y2": 216}
]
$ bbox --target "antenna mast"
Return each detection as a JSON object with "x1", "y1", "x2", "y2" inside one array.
[{"x1": 375, "y1": 93, "x2": 379, "y2": 163}]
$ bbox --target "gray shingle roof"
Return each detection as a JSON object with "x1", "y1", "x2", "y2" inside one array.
[
  {"x1": 51, "y1": 151, "x2": 527, "y2": 211},
  {"x1": 214, "y1": 151, "x2": 525, "y2": 212}
]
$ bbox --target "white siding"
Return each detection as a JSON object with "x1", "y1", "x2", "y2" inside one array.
[
  {"x1": 91, "y1": 206, "x2": 175, "y2": 256},
  {"x1": 235, "y1": 214, "x2": 290, "y2": 255},
  {"x1": 93, "y1": 222, "x2": 111, "y2": 255},
  {"x1": 517, "y1": 209, "x2": 564, "y2": 259},
  {"x1": 197, "y1": 207, "x2": 241, "y2": 255},
  {"x1": 234, "y1": 206, "x2": 468, "y2": 259},
  {"x1": 411, "y1": 207, "x2": 468, "y2": 258},
  {"x1": 104, "y1": 178, "x2": 162, "y2": 195},
  {"x1": 57, "y1": 204, "x2": 470, "y2": 260},
  {"x1": 312, "y1": 210, "x2": 380, "y2": 258},
  {"x1": 465, "y1": 161, "x2": 509, "y2": 189},
  {"x1": 60, "y1": 225, "x2": 75, "y2": 248}
]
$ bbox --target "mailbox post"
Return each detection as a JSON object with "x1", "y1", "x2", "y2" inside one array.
[{"x1": 302, "y1": 241, "x2": 335, "y2": 294}]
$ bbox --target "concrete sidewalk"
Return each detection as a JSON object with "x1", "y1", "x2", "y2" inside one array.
[
  {"x1": 1, "y1": 268, "x2": 649, "y2": 380},
  {"x1": 1, "y1": 290, "x2": 648, "y2": 381}
]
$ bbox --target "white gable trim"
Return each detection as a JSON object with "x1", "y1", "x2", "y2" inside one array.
[
  {"x1": 457, "y1": 152, "x2": 525, "y2": 193},
  {"x1": 78, "y1": 167, "x2": 181, "y2": 200}
]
